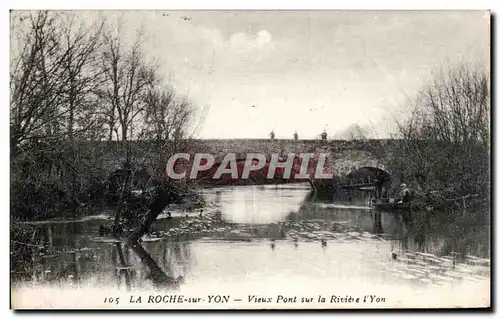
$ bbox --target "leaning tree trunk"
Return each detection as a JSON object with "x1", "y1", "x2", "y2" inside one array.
[
  {"x1": 123, "y1": 182, "x2": 181, "y2": 287},
  {"x1": 128, "y1": 183, "x2": 175, "y2": 243}
]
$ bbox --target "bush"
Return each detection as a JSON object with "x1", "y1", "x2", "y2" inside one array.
[{"x1": 387, "y1": 64, "x2": 490, "y2": 201}]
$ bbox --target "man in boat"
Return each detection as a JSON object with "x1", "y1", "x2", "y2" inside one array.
[{"x1": 396, "y1": 183, "x2": 414, "y2": 204}]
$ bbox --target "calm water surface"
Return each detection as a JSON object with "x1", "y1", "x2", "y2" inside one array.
[{"x1": 12, "y1": 183, "x2": 491, "y2": 308}]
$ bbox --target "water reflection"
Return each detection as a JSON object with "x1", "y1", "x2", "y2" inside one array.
[
  {"x1": 13, "y1": 183, "x2": 490, "y2": 295},
  {"x1": 202, "y1": 184, "x2": 312, "y2": 224}
]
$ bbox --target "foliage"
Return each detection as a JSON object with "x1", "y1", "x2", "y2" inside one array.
[{"x1": 387, "y1": 64, "x2": 490, "y2": 200}]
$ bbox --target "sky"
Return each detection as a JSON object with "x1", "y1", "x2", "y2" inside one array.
[{"x1": 88, "y1": 11, "x2": 490, "y2": 139}]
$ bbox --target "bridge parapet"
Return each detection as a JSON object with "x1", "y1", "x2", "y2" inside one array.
[{"x1": 93, "y1": 138, "x2": 394, "y2": 187}]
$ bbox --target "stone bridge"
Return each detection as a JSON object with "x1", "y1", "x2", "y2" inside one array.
[
  {"x1": 185, "y1": 139, "x2": 396, "y2": 189},
  {"x1": 100, "y1": 138, "x2": 398, "y2": 191}
]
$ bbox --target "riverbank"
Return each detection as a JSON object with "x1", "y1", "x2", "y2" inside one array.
[{"x1": 10, "y1": 184, "x2": 491, "y2": 296}]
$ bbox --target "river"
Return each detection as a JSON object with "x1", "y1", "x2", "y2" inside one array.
[{"x1": 11, "y1": 183, "x2": 490, "y2": 309}]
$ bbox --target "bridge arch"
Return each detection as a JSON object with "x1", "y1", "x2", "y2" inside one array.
[{"x1": 344, "y1": 166, "x2": 391, "y2": 185}]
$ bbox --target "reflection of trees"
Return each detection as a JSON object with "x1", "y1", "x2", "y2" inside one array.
[
  {"x1": 21, "y1": 222, "x2": 108, "y2": 285},
  {"x1": 114, "y1": 243, "x2": 131, "y2": 290},
  {"x1": 160, "y1": 241, "x2": 191, "y2": 279},
  {"x1": 389, "y1": 202, "x2": 490, "y2": 258}
]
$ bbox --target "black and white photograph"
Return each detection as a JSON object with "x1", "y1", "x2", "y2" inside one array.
[{"x1": 9, "y1": 9, "x2": 491, "y2": 309}]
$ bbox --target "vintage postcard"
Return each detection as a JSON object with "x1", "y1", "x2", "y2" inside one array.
[{"x1": 10, "y1": 10, "x2": 491, "y2": 310}]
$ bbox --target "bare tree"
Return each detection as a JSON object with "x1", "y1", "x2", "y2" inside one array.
[
  {"x1": 10, "y1": 11, "x2": 197, "y2": 287},
  {"x1": 269, "y1": 130, "x2": 275, "y2": 140},
  {"x1": 11, "y1": 11, "x2": 68, "y2": 151},
  {"x1": 142, "y1": 86, "x2": 193, "y2": 145},
  {"x1": 99, "y1": 26, "x2": 154, "y2": 146},
  {"x1": 11, "y1": 11, "x2": 104, "y2": 150}
]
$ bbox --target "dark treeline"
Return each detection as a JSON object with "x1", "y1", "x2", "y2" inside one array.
[
  {"x1": 10, "y1": 11, "x2": 196, "y2": 221},
  {"x1": 10, "y1": 11, "x2": 199, "y2": 282},
  {"x1": 9, "y1": 11, "x2": 491, "y2": 281},
  {"x1": 387, "y1": 64, "x2": 490, "y2": 202}
]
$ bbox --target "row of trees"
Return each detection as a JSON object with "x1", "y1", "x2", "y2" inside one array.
[
  {"x1": 381, "y1": 64, "x2": 490, "y2": 258},
  {"x1": 10, "y1": 11, "x2": 199, "y2": 284},
  {"x1": 10, "y1": 11, "x2": 195, "y2": 220}
]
